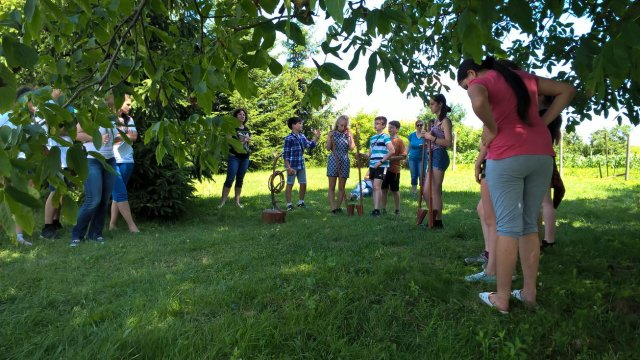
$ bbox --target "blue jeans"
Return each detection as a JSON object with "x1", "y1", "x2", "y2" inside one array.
[
  {"x1": 71, "y1": 158, "x2": 116, "y2": 240},
  {"x1": 223, "y1": 155, "x2": 250, "y2": 188},
  {"x1": 408, "y1": 156, "x2": 427, "y2": 186},
  {"x1": 112, "y1": 162, "x2": 134, "y2": 202}
]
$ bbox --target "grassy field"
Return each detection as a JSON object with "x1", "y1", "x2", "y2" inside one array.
[{"x1": 2, "y1": 165, "x2": 639, "y2": 359}]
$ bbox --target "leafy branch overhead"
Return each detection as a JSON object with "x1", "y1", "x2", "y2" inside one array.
[{"x1": 0, "y1": 0, "x2": 638, "y2": 224}]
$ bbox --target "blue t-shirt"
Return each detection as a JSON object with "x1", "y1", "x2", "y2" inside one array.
[{"x1": 408, "y1": 131, "x2": 425, "y2": 160}]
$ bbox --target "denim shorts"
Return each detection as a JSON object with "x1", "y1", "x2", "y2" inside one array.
[
  {"x1": 431, "y1": 148, "x2": 450, "y2": 171},
  {"x1": 486, "y1": 155, "x2": 553, "y2": 238},
  {"x1": 287, "y1": 168, "x2": 307, "y2": 185}
]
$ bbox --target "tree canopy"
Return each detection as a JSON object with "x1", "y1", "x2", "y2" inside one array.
[{"x1": 1, "y1": 0, "x2": 639, "y2": 234}]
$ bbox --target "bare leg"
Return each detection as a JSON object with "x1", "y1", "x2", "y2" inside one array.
[
  {"x1": 372, "y1": 179, "x2": 383, "y2": 210},
  {"x1": 336, "y1": 177, "x2": 347, "y2": 209},
  {"x1": 219, "y1": 186, "x2": 231, "y2": 207},
  {"x1": 114, "y1": 201, "x2": 139, "y2": 232},
  {"x1": 44, "y1": 191, "x2": 57, "y2": 224},
  {"x1": 285, "y1": 184, "x2": 293, "y2": 204},
  {"x1": 431, "y1": 169, "x2": 445, "y2": 220},
  {"x1": 234, "y1": 186, "x2": 243, "y2": 206},
  {"x1": 328, "y1": 176, "x2": 337, "y2": 210},
  {"x1": 518, "y1": 232, "x2": 540, "y2": 304},
  {"x1": 392, "y1": 190, "x2": 400, "y2": 212},
  {"x1": 480, "y1": 180, "x2": 498, "y2": 276},
  {"x1": 492, "y1": 234, "x2": 519, "y2": 312},
  {"x1": 110, "y1": 201, "x2": 119, "y2": 230},
  {"x1": 299, "y1": 183, "x2": 306, "y2": 201},
  {"x1": 381, "y1": 188, "x2": 388, "y2": 211},
  {"x1": 541, "y1": 190, "x2": 555, "y2": 243}
]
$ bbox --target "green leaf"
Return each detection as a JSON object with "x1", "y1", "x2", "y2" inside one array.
[
  {"x1": 67, "y1": 143, "x2": 88, "y2": 180},
  {"x1": 507, "y1": 0, "x2": 535, "y2": 34},
  {"x1": 319, "y1": 62, "x2": 350, "y2": 81},
  {"x1": 72, "y1": 0, "x2": 92, "y2": 14},
  {"x1": 0, "y1": 152, "x2": 11, "y2": 176},
  {"x1": 268, "y1": 58, "x2": 283, "y2": 76},
  {"x1": 0, "y1": 195, "x2": 16, "y2": 238},
  {"x1": 60, "y1": 194, "x2": 78, "y2": 225},
  {"x1": 0, "y1": 63, "x2": 17, "y2": 113},
  {"x1": 5, "y1": 185, "x2": 42, "y2": 209},
  {"x1": 45, "y1": 146, "x2": 61, "y2": 178},
  {"x1": 366, "y1": 53, "x2": 378, "y2": 95},
  {"x1": 348, "y1": 48, "x2": 361, "y2": 71},
  {"x1": 240, "y1": 0, "x2": 259, "y2": 17},
  {"x1": 326, "y1": 0, "x2": 346, "y2": 24},
  {"x1": 1, "y1": 36, "x2": 39, "y2": 69},
  {"x1": 24, "y1": 0, "x2": 37, "y2": 22},
  {"x1": 384, "y1": 9, "x2": 412, "y2": 26},
  {"x1": 206, "y1": 67, "x2": 227, "y2": 91},
  {"x1": 260, "y1": 0, "x2": 279, "y2": 14},
  {"x1": 259, "y1": 22, "x2": 276, "y2": 49},
  {"x1": 234, "y1": 67, "x2": 258, "y2": 98},
  {"x1": 275, "y1": 21, "x2": 305, "y2": 46}
]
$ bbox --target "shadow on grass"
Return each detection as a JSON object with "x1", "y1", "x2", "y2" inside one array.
[{"x1": 1, "y1": 183, "x2": 639, "y2": 358}]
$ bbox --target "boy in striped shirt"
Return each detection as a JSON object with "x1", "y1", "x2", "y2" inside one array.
[{"x1": 366, "y1": 116, "x2": 395, "y2": 216}]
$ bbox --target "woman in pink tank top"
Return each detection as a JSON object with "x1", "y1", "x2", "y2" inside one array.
[{"x1": 457, "y1": 56, "x2": 575, "y2": 314}]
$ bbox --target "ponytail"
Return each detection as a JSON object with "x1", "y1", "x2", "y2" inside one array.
[
  {"x1": 458, "y1": 56, "x2": 531, "y2": 125},
  {"x1": 432, "y1": 94, "x2": 452, "y2": 121}
]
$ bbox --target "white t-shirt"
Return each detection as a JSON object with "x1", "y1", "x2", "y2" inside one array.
[
  {"x1": 83, "y1": 126, "x2": 116, "y2": 159},
  {"x1": 113, "y1": 117, "x2": 137, "y2": 163},
  {"x1": 0, "y1": 112, "x2": 46, "y2": 159}
]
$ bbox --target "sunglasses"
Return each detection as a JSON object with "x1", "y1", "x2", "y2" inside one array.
[{"x1": 416, "y1": 124, "x2": 423, "y2": 127}]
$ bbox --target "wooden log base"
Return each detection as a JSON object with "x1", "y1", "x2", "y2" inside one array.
[{"x1": 261, "y1": 209, "x2": 286, "y2": 224}]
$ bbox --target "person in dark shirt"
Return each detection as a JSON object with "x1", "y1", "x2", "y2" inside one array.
[{"x1": 219, "y1": 108, "x2": 251, "y2": 209}]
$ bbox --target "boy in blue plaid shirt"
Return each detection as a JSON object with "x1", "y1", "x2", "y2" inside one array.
[{"x1": 283, "y1": 117, "x2": 320, "y2": 211}]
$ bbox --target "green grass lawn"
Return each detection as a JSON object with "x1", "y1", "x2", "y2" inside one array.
[{"x1": 2, "y1": 166, "x2": 639, "y2": 359}]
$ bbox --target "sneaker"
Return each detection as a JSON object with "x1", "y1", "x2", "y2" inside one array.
[
  {"x1": 297, "y1": 202, "x2": 306, "y2": 208},
  {"x1": 40, "y1": 226, "x2": 58, "y2": 240},
  {"x1": 465, "y1": 271, "x2": 496, "y2": 283},
  {"x1": 465, "y1": 252, "x2": 488, "y2": 265},
  {"x1": 53, "y1": 220, "x2": 63, "y2": 230},
  {"x1": 287, "y1": 204, "x2": 294, "y2": 211},
  {"x1": 371, "y1": 209, "x2": 380, "y2": 217},
  {"x1": 18, "y1": 238, "x2": 33, "y2": 246},
  {"x1": 394, "y1": 209, "x2": 400, "y2": 216},
  {"x1": 90, "y1": 236, "x2": 105, "y2": 244},
  {"x1": 69, "y1": 239, "x2": 81, "y2": 247}
]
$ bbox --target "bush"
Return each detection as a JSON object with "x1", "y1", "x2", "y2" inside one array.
[{"x1": 127, "y1": 142, "x2": 196, "y2": 220}]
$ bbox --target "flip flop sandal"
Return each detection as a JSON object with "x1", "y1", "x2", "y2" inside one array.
[{"x1": 479, "y1": 292, "x2": 509, "y2": 314}]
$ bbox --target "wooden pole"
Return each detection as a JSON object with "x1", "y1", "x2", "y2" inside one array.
[{"x1": 625, "y1": 133, "x2": 631, "y2": 181}]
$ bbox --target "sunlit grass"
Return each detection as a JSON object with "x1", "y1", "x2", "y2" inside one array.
[{"x1": 1, "y1": 165, "x2": 639, "y2": 358}]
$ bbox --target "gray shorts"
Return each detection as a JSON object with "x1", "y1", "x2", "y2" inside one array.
[
  {"x1": 287, "y1": 168, "x2": 307, "y2": 185},
  {"x1": 486, "y1": 155, "x2": 552, "y2": 238}
]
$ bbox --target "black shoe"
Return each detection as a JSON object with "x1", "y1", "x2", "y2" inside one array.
[
  {"x1": 287, "y1": 204, "x2": 294, "y2": 212},
  {"x1": 434, "y1": 219, "x2": 444, "y2": 229},
  {"x1": 394, "y1": 209, "x2": 400, "y2": 216},
  {"x1": 40, "y1": 225, "x2": 58, "y2": 240},
  {"x1": 331, "y1": 208, "x2": 342, "y2": 214},
  {"x1": 52, "y1": 220, "x2": 63, "y2": 230},
  {"x1": 297, "y1": 202, "x2": 306, "y2": 208},
  {"x1": 371, "y1": 209, "x2": 381, "y2": 217},
  {"x1": 541, "y1": 240, "x2": 555, "y2": 250}
]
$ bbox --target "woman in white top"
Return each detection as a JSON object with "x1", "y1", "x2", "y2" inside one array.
[
  {"x1": 109, "y1": 95, "x2": 139, "y2": 232},
  {"x1": 70, "y1": 95, "x2": 119, "y2": 246}
]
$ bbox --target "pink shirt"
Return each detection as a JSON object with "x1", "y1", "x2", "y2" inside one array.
[{"x1": 470, "y1": 70, "x2": 554, "y2": 160}]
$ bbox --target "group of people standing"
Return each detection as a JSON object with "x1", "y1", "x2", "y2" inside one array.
[
  {"x1": 219, "y1": 56, "x2": 575, "y2": 315},
  {"x1": 1, "y1": 89, "x2": 140, "y2": 247}
]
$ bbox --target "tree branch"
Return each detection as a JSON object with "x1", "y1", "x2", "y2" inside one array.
[{"x1": 63, "y1": 0, "x2": 148, "y2": 108}]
